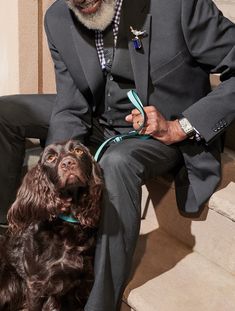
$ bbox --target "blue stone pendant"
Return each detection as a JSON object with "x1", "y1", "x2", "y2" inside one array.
[
  {"x1": 130, "y1": 26, "x2": 146, "y2": 50},
  {"x1": 133, "y1": 37, "x2": 142, "y2": 49}
]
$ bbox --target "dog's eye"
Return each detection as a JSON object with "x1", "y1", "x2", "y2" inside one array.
[
  {"x1": 46, "y1": 154, "x2": 57, "y2": 163},
  {"x1": 74, "y1": 147, "x2": 84, "y2": 156}
]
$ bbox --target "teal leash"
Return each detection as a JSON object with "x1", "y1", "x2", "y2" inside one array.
[
  {"x1": 58, "y1": 213, "x2": 80, "y2": 223},
  {"x1": 94, "y1": 90, "x2": 150, "y2": 161},
  {"x1": 127, "y1": 89, "x2": 146, "y2": 132}
]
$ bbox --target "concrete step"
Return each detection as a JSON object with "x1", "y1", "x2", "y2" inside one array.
[
  {"x1": 141, "y1": 174, "x2": 235, "y2": 275},
  {"x1": 124, "y1": 229, "x2": 235, "y2": 311}
]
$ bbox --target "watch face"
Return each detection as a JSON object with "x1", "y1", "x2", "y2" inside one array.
[{"x1": 179, "y1": 118, "x2": 195, "y2": 136}]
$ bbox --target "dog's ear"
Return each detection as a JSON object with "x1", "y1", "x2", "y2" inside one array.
[
  {"x1": 7, "y1": 164, "x2": 60, "y2": 232},
  {"x1": 77, "y1": 158, "x2": 103, "y2": 228}
]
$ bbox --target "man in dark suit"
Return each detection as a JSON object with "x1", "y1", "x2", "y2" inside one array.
[{"x1": 0, "y1": 0, "x2": 235, "y2": 309}]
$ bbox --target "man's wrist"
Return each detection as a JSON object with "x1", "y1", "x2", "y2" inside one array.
[
  {"x1": 161, "y1": 120, "x2": 187, "y2": 144},
  {"x1": 171, "y1": 120, "x2": 188, "y2": 141},
  {"x1": 178, "y1": 117, "x2": 195, "y2": 138}
]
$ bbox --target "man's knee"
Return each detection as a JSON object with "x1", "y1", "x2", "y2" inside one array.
[
  {"x1": 99, "y1": 144, "x2": 143, "y2": 180},
  {"x1": 100, "y1": 147, "x2": 131, "y2": 171}
]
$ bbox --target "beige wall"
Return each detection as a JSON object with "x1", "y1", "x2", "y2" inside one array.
[
  {"x1": 0, "y1": 1, "x2": 20, "y2": 95},
  {"x1": 18, "y1": 0, "x2": 39, "y2": 94},
  {"x1": 0, "y1": 0, "x2": 234, "y2": 96},
  {"x1": 42, "y1": 0, "x2": 57, "y2": 94},
  {"x1": 0, "y1": 0, "x2": 55, "y2": 96}
]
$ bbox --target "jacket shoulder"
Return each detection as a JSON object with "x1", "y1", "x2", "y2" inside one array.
[
  {"x1": 45, "y1": 0, "x2": 69, "y2": 21},
  {"x1": 150, "y1": 0, "x2": 181, "y2": 11}
]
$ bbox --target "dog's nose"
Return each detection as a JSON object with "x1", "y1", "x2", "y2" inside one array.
[{"x1": 60, "y1": 157, "x2": 76, "y2": 170}]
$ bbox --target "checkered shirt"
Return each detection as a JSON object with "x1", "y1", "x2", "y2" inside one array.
[{"x1": 95, "y1": 0, "x2": 123, "y2": 70}]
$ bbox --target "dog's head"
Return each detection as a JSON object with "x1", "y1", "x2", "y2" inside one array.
[
  {"x1": 7, "y1": 140, "x2": 103, "y2": 232},
  {"x1": 41, "y1": 140, "x2": 97, "y2": 193}
]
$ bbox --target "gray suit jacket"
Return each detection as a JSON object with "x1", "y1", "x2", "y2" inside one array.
[{"x1": 44, "y1": 0, "x2": 235, "y2": 213}]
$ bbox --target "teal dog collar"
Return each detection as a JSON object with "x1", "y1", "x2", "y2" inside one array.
[{"x1": 58, "y1": 214, "x2": 80, "y2": 224}]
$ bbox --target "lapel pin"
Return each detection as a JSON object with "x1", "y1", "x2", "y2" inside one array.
[{"x1": 130, "y1": 26, "x2": 147, "y2": 50}]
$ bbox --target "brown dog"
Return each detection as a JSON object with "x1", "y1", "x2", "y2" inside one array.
[{"x1": 0, "y1": 140, "x2": 103, "y2": 311}]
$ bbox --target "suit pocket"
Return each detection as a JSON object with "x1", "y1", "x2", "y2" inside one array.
[{"x1": 151, "y1": 50, "x2": 186, "y2": 84}]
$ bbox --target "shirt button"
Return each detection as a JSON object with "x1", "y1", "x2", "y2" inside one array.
[
  {"x1": 109, "y1": 75, "x2": 114, "y2": 81},
  {"x1": 109, "y1": 120, "x2": 113, "y2": 125},
  {"x1": 107, "y1": 106, "x2": 111, "y2": 111},
  {"x1": 107, "y1": 92, "x2": 111, "y2": 97}
]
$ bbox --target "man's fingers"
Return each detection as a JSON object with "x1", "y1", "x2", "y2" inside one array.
[
  {"x1": 143, "y1": 106, "x2": 158, "y2": 113},
  {"x1": 131, "y1": 108, "x2": 142, "y2": 116},
  {"x1": 125, "y1": 114, "x2": 133, "y2": 122},
  {"x1": 125, "y1": 113, "x2": 144, "y2": 126}
]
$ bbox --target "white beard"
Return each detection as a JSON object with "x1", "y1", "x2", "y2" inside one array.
[{"x1": 66, "y1": 0, "x2": 116, "y2": 31}]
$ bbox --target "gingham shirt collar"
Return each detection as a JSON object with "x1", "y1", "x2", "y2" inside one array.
[{"x1": 95, "y1": 0, "x2": 123, "y2": 70}]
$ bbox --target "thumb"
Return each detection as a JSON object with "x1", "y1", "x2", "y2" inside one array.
[{"x1": 125, "y1": 114, "x2": 133, "y2": 123}]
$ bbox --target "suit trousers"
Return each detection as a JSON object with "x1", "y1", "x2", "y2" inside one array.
[
  {"x1": 0, "y1": 95, "x2": 182, "y2": 310},
  {"x1": 0, "y1": 95, "x2": 54, "y2": 223}
]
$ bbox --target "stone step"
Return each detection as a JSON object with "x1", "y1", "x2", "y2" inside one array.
[
  {"x1": 141, "y1": 176, "x2": 235, "y2": 275},
  {"x1": 124, "y1": 229, "x2": 235, "y2": 311},
  {"x1": 209, "y1": 181, "x2": 235, "y2": 222}
]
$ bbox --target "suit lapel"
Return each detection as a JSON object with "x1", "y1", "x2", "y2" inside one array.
[
  {"x1": 70, "y1": 20, "x2": 104, "y2": 96},
  {"x1": 124, "y1": 0, "x2": 151, "y2": 106}
]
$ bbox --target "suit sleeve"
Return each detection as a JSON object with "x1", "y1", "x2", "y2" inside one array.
[
  {"x1": 44, "y1": 14, "x2": 91, "y2": 145},
  {"x1": 181, "y1": 0, "x2": 235, "y2": 143}
]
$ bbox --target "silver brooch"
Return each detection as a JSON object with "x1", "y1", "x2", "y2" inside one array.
[{"x1": 130, "y1": 26, "x2": 147, "y2": 50}]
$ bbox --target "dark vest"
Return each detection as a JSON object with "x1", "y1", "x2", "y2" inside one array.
[{"x1": 95, "y1": 25, "x2": 136, "y2": 133}]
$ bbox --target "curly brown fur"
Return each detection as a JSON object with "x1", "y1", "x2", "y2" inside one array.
[{"x1": 0, "y1": 140, "x2": 103, "y2": 311}]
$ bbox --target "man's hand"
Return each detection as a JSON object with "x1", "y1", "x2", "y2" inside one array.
[{"x1": 125, "y1": 106, "x2": 187, "y2": 145}]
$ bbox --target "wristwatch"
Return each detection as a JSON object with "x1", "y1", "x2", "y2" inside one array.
[{"x1": 178, "y1": 117, "x2": 195, "y2": 137}]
